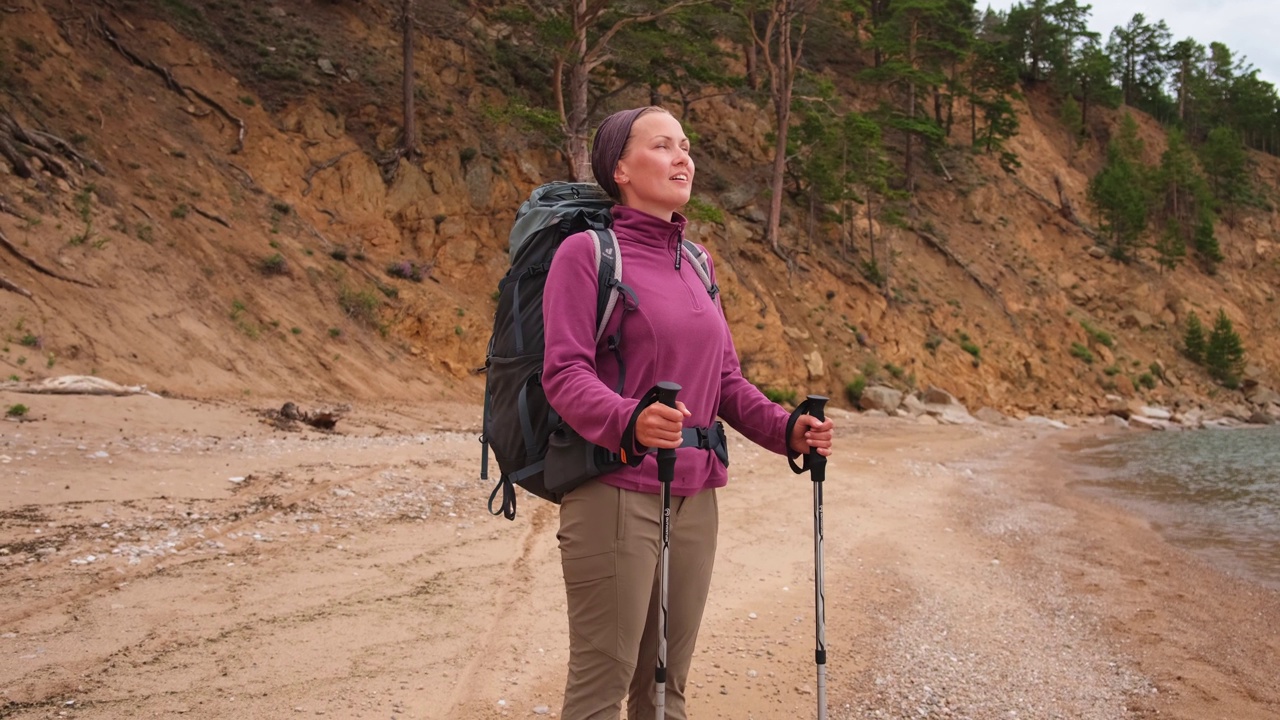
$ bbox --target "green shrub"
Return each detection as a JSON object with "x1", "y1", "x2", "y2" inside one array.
[
  {"x1": 1079, "y1": 319, "x2": 1115, "y2": 348},
  {"x1": 685, "y1": 196, "x2": 725, "y2": 224},
  {"x1": 846, "y1": 375, "x2": 867, "y2": 404},
  {"x1": 1069, "y1": 342, "x2": 1094, "y2": 364},
  {"x1": 761, "y1": 387, "x2": 797, "y2": 406},
  {"x1": 260, "y1": 253, "x2": 288, "y2": 276},
  {"x1": 338, "y1": 286, "x2": 380, "y2": 326},
  {"x1": 6, "y1": 403, "x2": 28, "y2": 417},
  {"x1": 1136, "y1": 372, "x2": 1157, "y2": 390}
]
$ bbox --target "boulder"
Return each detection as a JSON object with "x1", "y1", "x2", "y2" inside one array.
[
  {"x1": 1131, "y1": 404, "x2": 1172, "y2": 420},
  {"x1": 1118, "y1": 310, "x2": 1155, "y2": 330},
  {"x1": 925, "y1": 403, "x2": 977, "y2": 425},
  {"x1": 1245, "y1": 385, "x2": 1280, "y2": 407},
  {"x1": 921, "y1": 386, "x2": 961, "y2": 406},
  {"x1": 1129, "y1": 415, "x2": 1169, "y2": 431},
  {"x1": 1247, "y1": 411, "x2": 1277, "y2": 426},
  {"x1": 804, "y1": 351, "x2": 825, "y2": 380},
  {"x1": 1104, "y1": 394, "x2": 1130, "y2": 418},
  {"x1": 859, "y1": 386, "x2": 903, "y2": 414},
  {"x1": 1022, "y1": 415, "x2": 1071, "y2": 430},
  {"x1": 1102, "y1": 414, "x2": 1130, "y2": 429},
  {"x1": 899, "y1": 394, "x2": 928, "y2": 418},
  {"x1": 974, "y1": 407, "x2": 1008, "y2": 424}
]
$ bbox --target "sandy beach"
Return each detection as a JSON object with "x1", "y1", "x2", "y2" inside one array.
[{"x1": 1, "y1": 390, "x2": 1277, "y2": 719}]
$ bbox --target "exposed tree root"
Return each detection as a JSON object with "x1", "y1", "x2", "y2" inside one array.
[
  {"x1": 0, "y1": 111, "x2": 104, "y2": 184},
  {"x1": 303, "y1": 151, "x2": 354, "y2": 196},
  {"x1": 0, "y1": 194, "x2": 22, "y2": 220},
  {"x1": 0, "y1": 273, "x2": 32, "y2": 298},
  {"x1": 1010, "y1": 175, "x2": 1100, "y2": 241},
  {"x1": 0, "y1": 228, "x2": 98, "y2": 288},
  {"x1": 223, "y1": 161, "x2": 263, "y2": 194},
  {"x1": 190, "y1": 204, "x2": 231, "y2": 228},
  {"x1": 93, "y1": 15, "x2": 245, "y2": 154},
  {"x1": 915, "y1": 228, "x2": 1019, "y2": 329}
]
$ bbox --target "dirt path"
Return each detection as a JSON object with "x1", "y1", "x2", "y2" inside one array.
[{"x1": 1, "y1": 392, "x2": 1277, "y2": 719}]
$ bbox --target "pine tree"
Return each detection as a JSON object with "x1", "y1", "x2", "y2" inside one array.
[
  {"x1": 1199, "y1": 126, "x2": 1249, "y2": 207},
  {"x1": 1183, "y1": 311, "x2": 1206, "y2": 363},
  {"x1": 1205, "y1": 309, "x2": 1246, "y2": 388},
  {"x1": 1087, "y1": 115, "x2": 1150, "y2": 261},
  {"x1": 1154, "y1": 222, "x2": 1186, "y2": 270}
]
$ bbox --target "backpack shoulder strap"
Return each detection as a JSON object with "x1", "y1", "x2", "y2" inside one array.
[
  {"x1": 680, "y1": 240, "x2": 720, "y2": 301},
  {"x1": 587, "y1": 228, "x2": 624, "y2": 344}
]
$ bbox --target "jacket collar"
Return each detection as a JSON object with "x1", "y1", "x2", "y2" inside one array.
[{"x1": 611, "y1": 205, "x2": 688, "y2": 248}]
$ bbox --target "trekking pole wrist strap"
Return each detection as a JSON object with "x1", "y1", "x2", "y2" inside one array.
[
  {"x1": 620, "y1": 387, "x2": 662, "y2": 466},
  {"x1": 786, "y1": 401, "x2": 811, "y2": 475}
]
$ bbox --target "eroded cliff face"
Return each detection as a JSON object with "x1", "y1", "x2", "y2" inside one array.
[{"x1": 1, "y1": 0, "x2": 1277, "y2": 415}]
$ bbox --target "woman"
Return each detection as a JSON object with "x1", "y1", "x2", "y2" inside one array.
[{"x1": 542, "y1": 105, "x2": 835, "y2": 720}]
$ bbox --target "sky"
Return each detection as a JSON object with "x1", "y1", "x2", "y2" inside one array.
[{"x1": 982, "y1": 0, "x2": 1277, "y2": 85}]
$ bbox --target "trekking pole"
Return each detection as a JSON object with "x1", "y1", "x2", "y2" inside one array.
[
  {"x1": 654, "y1": 381, "x2": 681, "y2": 720},
  {"x1": 788, "y1": 395, "x2": 829, "y2": 720}
]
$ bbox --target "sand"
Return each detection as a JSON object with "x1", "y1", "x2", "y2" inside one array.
[{"x1": 1, "y1": 390, "x2": 1277, "y2": 719}]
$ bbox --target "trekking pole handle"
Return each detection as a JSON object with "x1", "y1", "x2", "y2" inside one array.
[
  {"x1": 805, "y1": 395, "x2": 828, "y2": 482},
  {"x1": 787, "y1": 394, "x2": 829, "y2": 476},
  {"x1": 655, "y1": 382, "x2": 681, "y2": 486}
]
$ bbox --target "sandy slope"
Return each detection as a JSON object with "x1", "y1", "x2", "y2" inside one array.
[{"x1": 0, "y1": 391, "x2": 1276, "y2": 719}]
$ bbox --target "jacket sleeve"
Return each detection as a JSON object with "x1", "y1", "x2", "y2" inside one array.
[
  {"x1": 542, "y1": 232, "x2": 643, "y2": 455},
  {"x1": 704, "y1": 252, "x2": 792, "y2": 456}
]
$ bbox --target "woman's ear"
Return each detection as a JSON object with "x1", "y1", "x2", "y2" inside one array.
[{"x1": 614, "y1": 158, "x2": 629, "y2": 186}]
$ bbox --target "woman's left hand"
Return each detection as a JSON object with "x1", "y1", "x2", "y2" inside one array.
[{"x1": 789, "y1": 414, "x2": 834, "y2": 457}]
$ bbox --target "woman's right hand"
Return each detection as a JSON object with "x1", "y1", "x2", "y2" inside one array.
[{"x1": 635, "y1": 401, "x2": 691, "y2": 449}]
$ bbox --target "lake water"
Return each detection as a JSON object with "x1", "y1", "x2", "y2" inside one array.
[{"x1": 1069, "y1": 425, "x2": 1280, "y2": 591}]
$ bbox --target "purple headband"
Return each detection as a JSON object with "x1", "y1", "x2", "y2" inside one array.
[{"x1": 591, "y1": 107, "x2": 652, "y2": 201}]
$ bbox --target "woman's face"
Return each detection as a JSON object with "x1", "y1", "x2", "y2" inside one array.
[{"x1": 614, "y1": 111, "x2": 694, "y2": 219}]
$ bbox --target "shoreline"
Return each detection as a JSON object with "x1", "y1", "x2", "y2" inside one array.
[{"x1": 0, "y1": 393, "x2": 1277, "y2": 718}]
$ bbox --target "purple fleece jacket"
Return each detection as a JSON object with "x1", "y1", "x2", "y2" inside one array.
[{"x1": 542, "y1": 205, "x2": 792, "y2": 497}]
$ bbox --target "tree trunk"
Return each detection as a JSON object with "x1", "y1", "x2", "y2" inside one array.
[
  {"x1": 400, "y1": 0, "x2": 417, "y2": 158},
  {"x1": 970, "y1": 100, "x2": 976, "y2": 147},
  {"x1": 767, "y1": 7, "x2": 792, "y2": 257},
  {"x1": 565, "y1": 0, "x2": 592, "y2": 182},
  {"x1": 904, "y1": 17, "x2": 917, "y2": 193}
]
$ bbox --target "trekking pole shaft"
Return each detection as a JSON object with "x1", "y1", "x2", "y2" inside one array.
[
  {"x1": 655, "y1": 381, "x2": 680, "y2": 720},
  {"x1": 805, "y1": 395, "x2": 829, "y2": 720}
]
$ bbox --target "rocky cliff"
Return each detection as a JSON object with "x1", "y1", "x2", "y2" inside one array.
[{"x1": 1, "y1": 0, "x2": 1278, "y2": 419}]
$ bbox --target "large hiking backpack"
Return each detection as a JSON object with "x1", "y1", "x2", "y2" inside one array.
[{"x1": 480, "y1": 181, "x2": 718, "y2": 520}]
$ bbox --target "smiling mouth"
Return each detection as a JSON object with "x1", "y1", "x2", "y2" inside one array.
[{"x1": 671, "y1": 174, "x2": 689, "y2": 182}]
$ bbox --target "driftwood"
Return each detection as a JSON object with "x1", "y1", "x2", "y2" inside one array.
[
  {"x1": 2, "y1": 375, "x2": 157, "y2": 396},
  {"x1": 131, "y1": 202, "x2": 153, "y2": 221},
  {"x1": 93, "y1": 15, "x2": 245, "y2": 154},
  {"x1": 262, "y1": 401, "x2": 345, "y2": 432},
  {"x1": 915, "y1": 229, "x2": 1019, "y2": 329},
  {"x1": 0, "y1": 227, "x2": 98, "y2": 287},
  {"x1": 302, "y1": 151, "x2": 353, "y2": 196}
]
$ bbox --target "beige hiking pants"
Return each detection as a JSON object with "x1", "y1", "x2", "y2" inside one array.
[{"x1": 558, "y1": 479, "x2": 719, "y2": 720}]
